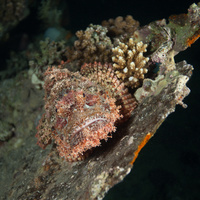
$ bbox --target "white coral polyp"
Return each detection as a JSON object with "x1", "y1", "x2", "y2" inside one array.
[{"x1": 112, "y1": 39, "x2": 149, "y2": 88}]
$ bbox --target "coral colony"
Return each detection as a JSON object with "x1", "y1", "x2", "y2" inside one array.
[{"x1": 36, "y1": 3, "x2": 200, "y2": 162}]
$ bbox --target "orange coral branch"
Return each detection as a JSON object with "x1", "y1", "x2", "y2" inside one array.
[
  {"x1": 186, "y1": 29, "x2": 200, "y2": 47},
  {"x1": 130, "y1": 132, "x2": 153, "y2": 165}
]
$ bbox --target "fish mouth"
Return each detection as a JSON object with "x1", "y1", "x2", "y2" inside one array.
[
  {"x1": 69, "y1": 116, "x2": 108, "y2": 147},
  {"x1": 73, "y1": 117, "x2": 107, "y2": 134}
]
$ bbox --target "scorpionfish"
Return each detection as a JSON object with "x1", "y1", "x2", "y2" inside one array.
[{"x1": 36, "y1": 62, "x2": 137, "y2": 161}]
